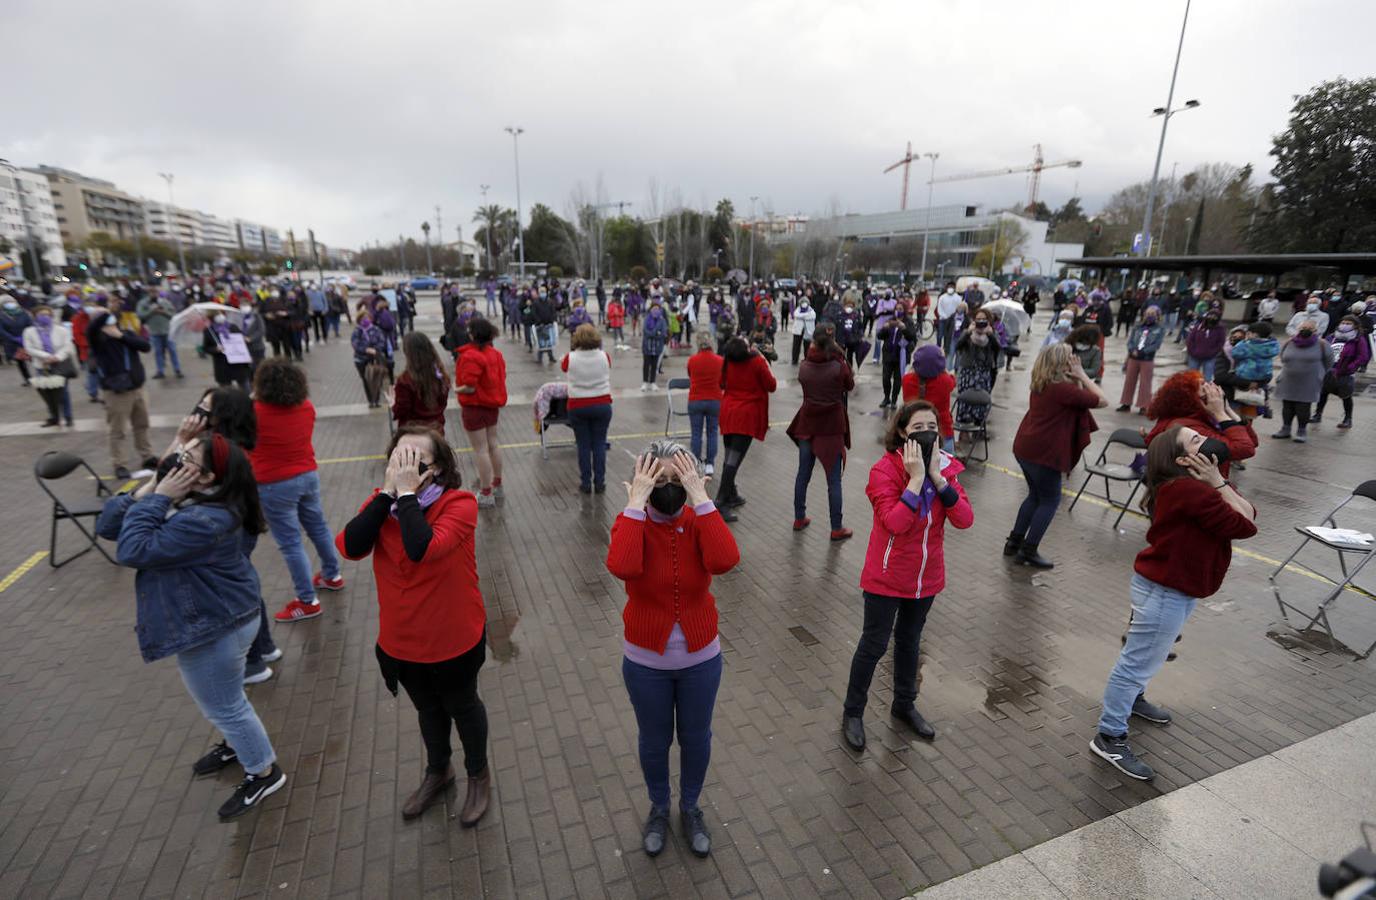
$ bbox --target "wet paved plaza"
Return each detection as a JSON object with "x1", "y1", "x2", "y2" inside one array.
[{"x1": 2, "y1": 296, "x2": 1374, "y2": 898}]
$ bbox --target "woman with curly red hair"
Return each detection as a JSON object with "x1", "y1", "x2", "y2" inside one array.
[{"x1": 1144, "y1": 370, "x2": 1256, "y2": 479}]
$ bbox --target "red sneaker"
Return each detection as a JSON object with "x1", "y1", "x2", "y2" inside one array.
[
  {"x1": 274, "y1": 599, "x2": 322, "y2": 622},
  {"x1": 792, "y1": 517, "x2": 811, "y2": 531},
  {"x1": 829, "y1": 528, "x2": 853, "y2": 542},
  {"x1": 313, "y1": 572, "x2": 345, "y2": 592}
]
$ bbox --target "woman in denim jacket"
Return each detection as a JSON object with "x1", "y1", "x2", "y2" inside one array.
[{"x1": 97, "y1": 434, "x2": 288, "y2": 821}]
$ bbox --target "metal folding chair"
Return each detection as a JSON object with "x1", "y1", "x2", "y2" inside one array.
[
  {"x1": 35, "y1": 451, "x2": 116, "y2": 568},
  {"x1": 664, "y1": 377, "x2": 692, "y2": 437},
  {"x1": 1068, "y1": 427, "x2": 1148, "y2": 529},
  {"x1": 539, "y1": 396, "x2": 577, "y2": 460},
  {"x1": 1270, "y1": 480, "x2": 1376, "y2": 659},
  {"x1": 952, "y1": 387, "x2": 991, "y2": 463}
]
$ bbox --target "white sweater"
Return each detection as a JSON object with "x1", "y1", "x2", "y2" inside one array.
[
  {"x1": 564, "y1": 349, "x2": 612, "y2": 398},
  {"x1": 23, "y1": 323, "x2": 76, "y2": 390}
]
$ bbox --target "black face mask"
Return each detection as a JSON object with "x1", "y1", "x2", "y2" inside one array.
[
  {"x1": 908, "y1": 429, "x2": 938, "y2": 472},
  {"x1": 1196, "y1": 437, "x2": 1231, "y2": 464},
  {"x1": 1298, "y1": 328, "x2": 1315, "y2": 338},
  {"x1": 648, "y1": 483, "x2": 687, "y2": 516},
  {"x1": 156, "y1": 452, "x2": 182, "y2": 482}
]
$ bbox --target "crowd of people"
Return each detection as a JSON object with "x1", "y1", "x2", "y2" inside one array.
[{"x1": 3, "y1": 266, "x2": 1371, "y2": 855}]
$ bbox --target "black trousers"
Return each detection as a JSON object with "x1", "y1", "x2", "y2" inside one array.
[
  {"x1": 1315, "y1": 388, "x2": 1354, "y2": 421},
  {"x1": 1281, "y1": 399, "x2": 1312, "y2": 431},
  {"x1": 843, "y1": 593, "x2": 934, "y2": 717},
  {"x1": 715, "y1": 433, "x2": 753, "y2": 504},
  {"x1": 792, "y1": 333, "x2": 806, "y2": 364},
  {"x1": 311, "y1": 311, "x2": 327, "y2": 341},
  {"x1": 881, "y1": 358, "x2": 902, "y2": 404},
  {"x1": 642, "y1": 352, "x2": 660, "y2": 384},
  {"x1": 379, "y1": 634, "x2": 489, "y2": 777}
]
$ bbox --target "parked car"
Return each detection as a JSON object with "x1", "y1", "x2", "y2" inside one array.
[{"x1": 410, "y1": 275, "x2": 440, "y2": 290}]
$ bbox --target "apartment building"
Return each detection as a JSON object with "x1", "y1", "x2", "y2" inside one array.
[
  {"x1": 0, "y1": 165, "x2": 68, "y2": 272},
  {"x1": 35, "y1": 165, "x2": 144, "y2": 245}
]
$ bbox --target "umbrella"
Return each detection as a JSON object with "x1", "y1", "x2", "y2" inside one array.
[
  {"x1": 982, "y1": 298, "x2": 1032, "y2": 332},
  {"x1": 1057, "y1": 278, "x2": 1083, "y2": 295},
  {"x1": 169, "y1": 302, "x2": 242, "y2": 344},
  {"x1": 725, "y1": 268, "x2": 748, "y2": 284}
]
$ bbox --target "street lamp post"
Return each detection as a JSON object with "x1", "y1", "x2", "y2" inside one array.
[
  {"x1": 918, "y1": 152, "x2": 939, "y2": 287},
  {"x1": 505, "y1": 127, "x2": 525, "y2": 281},
  {"x1": 479, "y1": 183, "x2": 493, "y2": 272},
  {"x1": 158, "y1": 172, "x2": 188, "y2": 276},
  {"x1": 747, "y1": 195, "x2": 759, "y2": 284},
  {"x1": 399, "y1": 234, "x2": 408, "y2": 275},
  {"x1": 421, "y1": 221, "x2": 433, "y2": 274},
  {"x1": 0, "y1": 159, "x2": 41, "y2": 283},
  {"x1": 1138, "y1": 0, "x2": 1199, "y2": 256}
]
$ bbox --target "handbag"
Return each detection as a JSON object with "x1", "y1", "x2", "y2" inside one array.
[
  {"x1": 1323, "y1": 370, "x2": 1355, "y2": 399},
  {"x1": 53, "y1": 356, "x2": 79, "y2": 380}
]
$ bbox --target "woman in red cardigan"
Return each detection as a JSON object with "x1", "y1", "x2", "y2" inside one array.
[
  {"x1": 455, "y1": 318, "x2": 507, "y2": 508},
  {"x1": 336, "y1": 425, "x2": 492, "y2": 824},
  {"x1": 714, "y1": 335, "x2": 777, "y2": 522},
  {"x1": 606, "y1": 441, "x2": 740, "y2": 860},
  {"x1": 391, "y1": 331, "x2": 450, "y2": 433},
  {"x1": 1090, "y1": 424, "x2": 1256, "y2": 782},
  {"x1": 1144, "y1": 369, "x2": 1257, "y2": 479}
]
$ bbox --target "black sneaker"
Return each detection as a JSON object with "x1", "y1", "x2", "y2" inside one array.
[
  {"x1": 1131, "y1": 695, "x2": 1172, "y2": 725},
  {"x1": 1090, "y1": 733, "x2": 1154, "y2": 781},
  {"x1": 192, "y1": 741, "x2": 238, "y2": 776},
  {"x1": 114, "y1": 466, "x2": 132, "y2": 480},
  {"x1": 680, "y1": 806, "x2": 711, "y2": 857},
  {"x1": 642, "y1": 805, "x2": 669, "y2": 857},
  {"x1": 218, "y1": 764, "x2": 287, "y2": 820}
]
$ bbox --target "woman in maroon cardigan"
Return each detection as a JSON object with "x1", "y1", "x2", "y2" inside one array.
[
  {"x1": 714, "y1": 336, "x2": 777, "y2": 522},
  {"x1": 606, "y1": 441, "x2": 740, "y2": 859},
  {"x1": 1006, "y1": 343, "x2": 1107, "y2": 569},
  {"x1": 786, "y1": 323, "x2": 855, "y2": 540},
  {"x1": 390, "y1": 332, "x2": 450, "y2": 433}
]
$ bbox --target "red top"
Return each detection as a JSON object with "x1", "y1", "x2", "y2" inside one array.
[
  {"x1": 1145, "y1": 415, "x2": 1256, "y2": 479},
  {"x1": 455, "y1": 343, "x2": 508, "y2": 408},
  {"x1": 607, "y1": 302, "x2": 625, "y2": 328},
  {"x1": 560, "y1": 351, "x2": 613, "y2": 409},
  {"x1": 718, "y1": 352, "x2": 777, "y2": 440},
  {"x1": 605, "y1": 506, "x2": 741, "y2": 653},
  {"x1": 250, "y1": 400, "x2": 318, "y2": 484},
  {"x1": 785, "y1": 346, "x2": 853, "y2": 471},
  {"x1": 686, "y1": 350, "x2": 724, "y2": 402},
  {"x1": 391, "y1": 371, "x2": 449, "y2": 431},
  {"x1": 1011, "y1": 381, "x2": 1100, "y2": 473},
  {"x1": 901, "y1": 371, "x2": 956, "y2": 437},
  {"x1": 71, "y1": 310, "x2": 91, "y2": 361},
  {"x1": 860, "y1": 449, "x2": 974, "y2": 598},
  {"x1": 336, "y1": 489, "x2": 486, "y2": 662},
  {"x1": 1134, "y1": 477, "x2": 1256, "y2": 598}
]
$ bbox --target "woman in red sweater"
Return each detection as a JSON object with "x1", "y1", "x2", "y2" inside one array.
[
  {"x1": 901, "y1": 344, "x2": 956, "y2": 453},
  {"x1": 1144, "y1": 370, "x2": 1257, "y2": 479},
  {"x1": 605, "y1": 442, "x2": 740, "y2": 859},
  {"x1": 391, "y1": 331, "x2": 450, "y2": 433},
  {"x1": 336, "y1": 425, "x2": 491, "y2": 823},
  {"x1": 714, "y1": 335, "x2": 777, "y2": 522},
  {"x1": 786, "y1": 324, "x2": 854, "y2": 540},
  {"x1": 249, "y1": 358, "x2": 346, "y2": 623},
  {"x1": 1090, "y1": 425, "x2": 1256, "y2": 782},
  {"x1": 1006, "y1": 343, "x2": 1107, "y2": 569},
  {"x1": 685, "y1": 336, "x2": 723, "y2": 475},
  {"x1": 454, "y1": 318, "x2": 507, "y2": 508}
]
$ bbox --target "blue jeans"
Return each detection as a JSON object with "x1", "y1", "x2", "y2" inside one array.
[
  {"x1": 1012, "y1": 458, "x2": 1062, "y2": 546},
  {"x1": 1098, "y1": 574, "x2": 1197, "y2": 736},
  {"x1": 1186, "y1": 355, "x2": 1215, "y2": 381},
  {"x1": 623, "y1": 653, "x2": 722, "y2": 810},
  {"x1": 150, "y1": 333, "x2": 181, "y2": 376},
  {"x1": 794, "y1": 439, "x2": 843, "y2": 529},
  {"x1": 568, "y1": 402, "x2": 612, "y2": 489},
  {"x1": 85, "y1": 360, "x2": 100, "y2": 399},
  {"x1": 177, "y1": 616, "x2": 276, "y2": 773},
  {"x1": 688, "y1": 399, "x2": 720, "y2": 466},
  {"x1": 258, "y1": 470, "x2": 340, "y2": 603}
]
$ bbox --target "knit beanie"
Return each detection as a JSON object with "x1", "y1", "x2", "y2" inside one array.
[{"x1": 912, "y1": 343, "x2": 945, "y2": 378}]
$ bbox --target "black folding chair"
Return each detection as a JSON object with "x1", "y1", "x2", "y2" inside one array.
[
  {"x1": 35, "y1": 451, "x2": 116, "y2": 568},
  {"x1": 664, "y1": 377, "x2": 692, "y2": 437},
  {"x1": 1067, "y1": 428, "x2": 1147, "y2": 529},
  {"x1": 539, "y1": 396, "x2": 577, "y2": 460},
  {"x1": 1269, "y1": 480, "x2": 1376, "y2": 659},
  {"x1": 952, "y1": 388, "x2": 991, "y2": 463}
]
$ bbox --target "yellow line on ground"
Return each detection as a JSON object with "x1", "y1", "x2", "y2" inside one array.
[{"x1": 0, "y1": 551, "x2": 48, "y2": 594}]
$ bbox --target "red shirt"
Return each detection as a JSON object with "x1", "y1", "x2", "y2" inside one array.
[
  {"x1": 1134, "y1": 478, "x2": 1257, "y2": 597},
  {"x1": 607, "y1": 302, "x2": 625, "y2": 328},
  {"x1": 455, "y1": 343, "x2": 508, "y2": 408},
  {"x1": 605, "y1": 507, "x2": 741, "y2": 653},
  {"x1": 250, "y1": 400, "x2": 318, "y2": 484},
  {"x1": 336, "y1": 490, "x2": 485, "y2": 662},
  {"x1": 901, "y1": 371, "x2": 956, "y2": 437},
  {"x1": 391, "y1": 371, "x2": 448, "y2": 431},
  {"x1": 686, "y1": 350, "x2": 724, "y2": 402},
  {"x1": 1012, "y1": 381, "x2": 1100, "y2": 473}
]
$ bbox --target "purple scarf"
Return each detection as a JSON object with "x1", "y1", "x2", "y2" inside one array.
[
  {"x1": 390, "y1": 483, "x2": 445, "y2": 518},
  {"x1": 35, "y1": 318, "x2": 55, "y2": 354},
  {"x1": 1290, "y1": 333, "x2": 1318, "y2": 349}
]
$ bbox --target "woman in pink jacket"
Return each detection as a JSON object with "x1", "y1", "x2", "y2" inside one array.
[{"x1": 841, "y1": 400, "x2": 974, "y2": 751}]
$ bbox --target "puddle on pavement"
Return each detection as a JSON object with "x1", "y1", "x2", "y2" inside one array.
[
  {"x1": 1265, "y1": 624, "x2": 1365, "y2": 661},
  {"x1": 488, "y1": 611, "x2": 522, "y2": 663}
]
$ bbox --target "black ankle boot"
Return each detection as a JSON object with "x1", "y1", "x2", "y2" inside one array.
[
  {"x1": 1003, "y1": 534, "x2": 1023, "y2": 557},
  {"x1": 1017, "y1": 543, "x2": 1054, "y2": 569}
]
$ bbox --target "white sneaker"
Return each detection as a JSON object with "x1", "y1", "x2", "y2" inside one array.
[
  {"x1": 261, "y1": 648, "x2": 284, "y2": 663},
  {"x1": 649, "y1": 384, "x2": 660, "y2": 391},
  {"x1": 477, "y1": 492, "x2": 496, "y2": 509},
  {"x1": 492, "y1": 484, "x2": 504, "y2": 498},
  {"x1": 705, "y1": 464, "x2": 715, "y2": 476},
  {"x1": 243, "y1": 664, "x2": 273, "y2": 685},
  {"x1": 639, "y1": 384, "x2": 649, "y2": 392}
]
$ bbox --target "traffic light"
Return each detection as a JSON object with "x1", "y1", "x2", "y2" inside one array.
[
  {"x1": 286, "y1": 259, "x2": 294, "y2": 271},
  {"x1": 78, "y1": 263, "x2": 88, "y2": 271}
]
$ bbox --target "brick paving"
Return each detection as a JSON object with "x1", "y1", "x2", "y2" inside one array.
[{"x1": 1, "y1": 297, "x2": 1375, "y2": 898}]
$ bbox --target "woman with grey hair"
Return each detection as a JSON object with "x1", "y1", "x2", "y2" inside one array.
[{"x1": 605, "y1": 441, "x2": 740, "y2": 859}]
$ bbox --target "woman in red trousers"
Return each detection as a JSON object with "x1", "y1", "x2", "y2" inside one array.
[{"x1": 713, "y1": 335, "x2": 777, "y2": 522}]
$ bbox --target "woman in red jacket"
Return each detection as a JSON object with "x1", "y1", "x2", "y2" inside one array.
[
  {"x1": 901, "y1": 344, "x2": 956, "y2": 453},
  {"x1": 786, "y1": 324, "x2": 854, "y2": 540},
  {"x1": 336, "y1": 425, "x2": 492, "y2": 823},
  {"x1": 1144, "y1": 370, "x2": 1256, "y2": 479},
  {"x1": 606, "y1": 442, "x2": 740, "y2": 859},
  {"x1": 391, "y1": 331, "x2": 450, "y2": 433},
  {"x1": 454, "y1": 318, "x2": 507, "y2": 508},
  {"x1": 1090, "y1": 425, "x2": 1256, "y2": 782},
  {"x1": 685, "y1": 335, "x2": 724, "y2": 474},
  {"x1": 841, "y1": 401, "x2": 973, "y2": 752},
  {"x1": 1006, "y1": 343, "x2": 1107, "y2": 569},
  {"x1": 607, "y1": 295, "x2": 627, "y2": 348},
  {"x1": 713, "y1": 336, "x2": 777, "y2": 522}
]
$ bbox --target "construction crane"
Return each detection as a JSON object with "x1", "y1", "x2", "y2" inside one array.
[
  {"x1": 882, "y1": 141, "x2": 919, "y2": 210},
  {"x1": 929, "y1": 144, "x2": 1082, "y2": 213}
]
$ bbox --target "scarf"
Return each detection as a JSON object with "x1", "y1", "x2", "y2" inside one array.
[
  {"x1": 914, "y1": 475, "x2": 938, "y2": 518},
  {"x1": 390, "y1": 483, "x2": 444, "y2": 518},
  {"x1": 1290, "y1": 333, "x2": 1318, "y2": 348},
  {"x1": 36, "y1": 321, "x2": 55, "y2": 354}
]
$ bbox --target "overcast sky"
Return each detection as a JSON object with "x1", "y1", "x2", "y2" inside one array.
[{"x1": 9, "y1": 0, "x2": 1372, "y2": 249}]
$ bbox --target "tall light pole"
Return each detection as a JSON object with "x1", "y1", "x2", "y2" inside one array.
[
  {"x1": 421, "y1": 221, "x2": 433, "y2": 274},
  {"x1": 157, "y1": 172, "x2": 189, "y2": 276},
  {"x1": 479, "y1": 183, "x2": 493, "y2": 271},
  {"x1": 505, "y1": 127, "x2": 525, "y2": 281},
  {"x1": 747, "y1": 195, "x2": 759, "y2": 283},
  {"x1": 0, "y1": 159, "x2": 41, "y2": 283},
  {"x1": 918, "y1": 152, "x2": 939, "y2": 286},
  {"x1": 1138, "y1": 0, "x2": 1199, "y2": 256}
]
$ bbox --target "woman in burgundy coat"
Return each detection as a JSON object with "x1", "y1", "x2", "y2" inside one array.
[
  {"x1": 785, "y1": 323, "x2": 855, "y2": 539},
  {"x1": 714, "y1": 335, "x2": 777, "y2": 522}
]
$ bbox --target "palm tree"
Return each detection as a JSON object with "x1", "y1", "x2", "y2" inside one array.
[{"x1": 473, "y1": 205, "x2": 518, "y2": 271}]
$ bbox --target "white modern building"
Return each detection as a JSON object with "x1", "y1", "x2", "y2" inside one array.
[
  {"x1": 0, "y1": 165, "x2": 68, "y2": 276},
  {"x1": 197, "y1": 212, "x2": 238, "y2": 252},
  {"x1": 143, "y1": 200, "x2": 203, "y2": 248}
]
